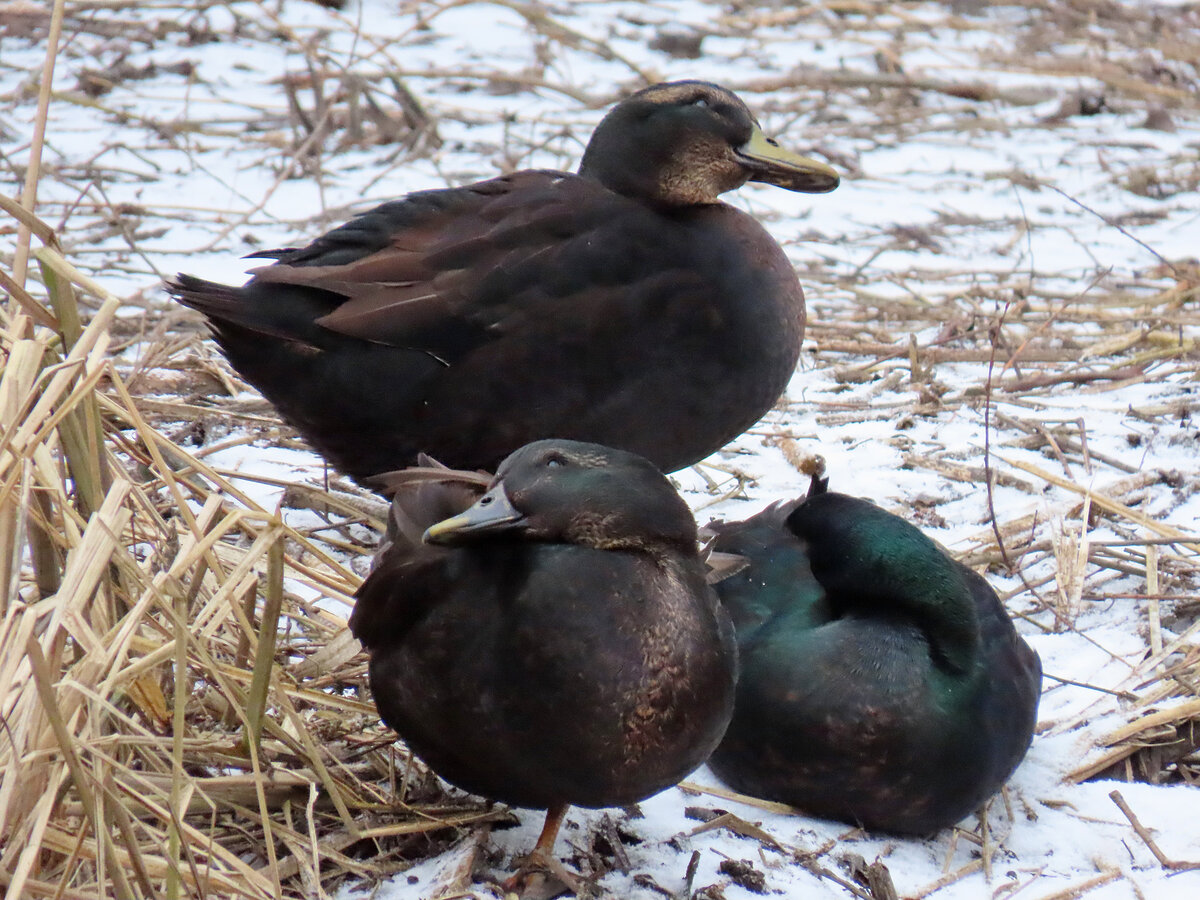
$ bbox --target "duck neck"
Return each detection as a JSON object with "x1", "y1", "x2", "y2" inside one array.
[
  {"x1": 578, "y1": 134, "x2": 728, "y2": 208},
  {"x1": 791, "y1": 495, "x2": 982, "y2": 676},
  {"x1": 881, "y1": 561, "x2": 981, "y2": 676}
]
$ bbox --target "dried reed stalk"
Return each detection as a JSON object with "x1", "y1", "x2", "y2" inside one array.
[{"x1": 0, "y1": 211, "x2": 489, "y2": 900}]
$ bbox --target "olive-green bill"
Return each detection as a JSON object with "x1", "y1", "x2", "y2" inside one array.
[{"x1": 738, "y1": 125, "x2": 839, "y2": 194}]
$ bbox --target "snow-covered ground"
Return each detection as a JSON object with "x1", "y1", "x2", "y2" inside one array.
[{"x1": 4, "y1": 1, "x2": 1198, "y2": 897}]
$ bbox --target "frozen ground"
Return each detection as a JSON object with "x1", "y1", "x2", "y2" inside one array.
[{"x1": 3, "y1": 0, "x2": 1199, "y2": 898}]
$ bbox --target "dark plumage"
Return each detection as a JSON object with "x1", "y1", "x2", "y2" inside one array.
[
  {"x1": 349, "y1": 440, "x2": 737, "y2": 861},
  {"x1": 705, "y1": 476, "x2": 1042, "y2": 835},
  {"x1": 167, "y1": 81, "x2": 838, "y2": 483}
]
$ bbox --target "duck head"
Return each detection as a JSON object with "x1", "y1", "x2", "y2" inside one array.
[
  {"x1": 578, "y1": 80, "x2": 839, "y2": 206},
  {"x1": 423, "y1": 439, "x2": 698, "y2": 555}
]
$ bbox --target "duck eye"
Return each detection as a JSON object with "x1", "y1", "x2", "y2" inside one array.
[
  {"x1": 545, "y1": 453, "x2": 568, "y2": 468},
  {"x1": 691, "y1": 97, "x2": 709, "y2": 108}
]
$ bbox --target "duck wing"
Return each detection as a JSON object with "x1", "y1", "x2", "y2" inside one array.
[
  {"x1": 245, "y1": 171, "x2": 661, "y2": 360},
  {"x1": 349, "y1": 468, "x2": 484, "y2": 650}
]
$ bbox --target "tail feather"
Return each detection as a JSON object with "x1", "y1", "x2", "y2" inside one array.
[
  {"x1": 166, "y1": 273, "x2": 245, "y2": 319},
  {"x1": 166, "y1": 273, "x2": 332, "y2": 344}
]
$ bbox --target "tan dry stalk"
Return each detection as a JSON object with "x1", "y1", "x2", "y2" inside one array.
[
  {"x1": 10, "y1": 0, "x2": 66, "y2": 293},
  {"x1": 244, "y1": 520, "x2": 285, "y2": 753}
]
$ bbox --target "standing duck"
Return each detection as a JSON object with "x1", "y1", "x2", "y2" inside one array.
[
  {"x1": 349, "y1": 440, "x2": 737, "y2": 875},
  {"x1": 168, "y1": 81, "x2": 838, "y2": 483},
  {"x1": 705, "y1": 473, "x2": 1042, "y2": 835}
]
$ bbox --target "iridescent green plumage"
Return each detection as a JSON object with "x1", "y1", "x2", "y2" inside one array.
[{"x1": 707, "y1": 479, "x2": 1041, "y2": 835}]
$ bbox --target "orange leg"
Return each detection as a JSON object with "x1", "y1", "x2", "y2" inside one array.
[
  {"x1": 500, "y1": 803, "x2": 581, "y2": 897},
  {"x1": 531, "y1": 802, "x2": 569, "y2": 860}
]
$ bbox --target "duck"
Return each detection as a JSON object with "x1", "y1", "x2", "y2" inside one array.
[
  {"x1": 704, "y1": 471, "x2": 1042, "y2": 835},
  {"x1": 167, "y1": 81, "x2": 838, "y2": 484},
  {"x1": 349, "y1": 439, "x2": 738, "y2": 875}
]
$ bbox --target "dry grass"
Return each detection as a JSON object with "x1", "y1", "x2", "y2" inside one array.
[
  {"x1": 2, "y1": 1, "x2": 1200, "y2": 898},
  {"x1": 1, "y1": 229, "x2": 514, "y2": 900}
]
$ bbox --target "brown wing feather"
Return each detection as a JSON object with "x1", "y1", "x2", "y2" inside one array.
[
  {"x1": 349, "y1": 471, "x2": 486, "y2": 648},
  {"x1": 252, "y1": 172, "x2": 619, "y2": 346}
]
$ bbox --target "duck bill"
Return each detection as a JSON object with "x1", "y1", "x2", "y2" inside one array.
[
  {"x1": 423, "y1": 484, "x2": 525, "y2": 545},
  {"x1": 736, "y1": 125, "x2": 839, "y2": 194}
]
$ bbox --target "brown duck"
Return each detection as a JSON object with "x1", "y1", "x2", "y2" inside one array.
[
  {"x1": 349, "y1": 440, "x2": 737, "y2": 881},
  {"x1": 168, "y1": 81, "x2": 838, "y2": 483}
]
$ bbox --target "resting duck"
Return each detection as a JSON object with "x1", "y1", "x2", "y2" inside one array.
[
  {"x1": 349, "y1": 440, "x2": 737, "y2": 874},
  {"x1": 705, "y1": 473, "x2": 1042, "y2": 835},
  {"x1": 168, "y1": 81, "x2": 837, "y2": 483}
]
